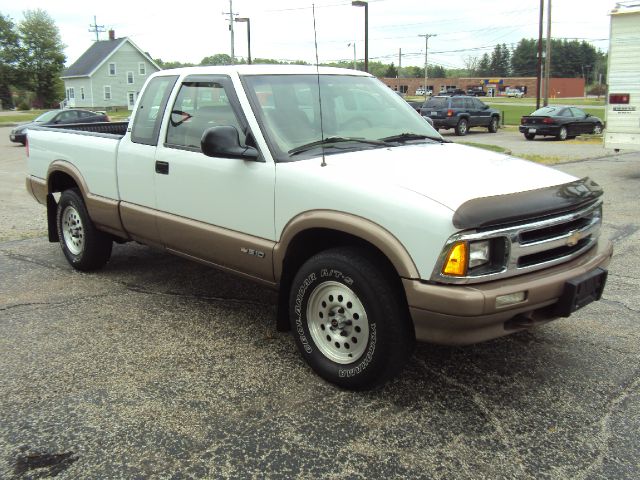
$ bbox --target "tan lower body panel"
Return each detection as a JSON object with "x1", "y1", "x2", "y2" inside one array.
[
  {"x1": 86, "y1": 194, "x2": 126, "y2": 238},
  {"x1": 27, "y1": 176, "x2": 47, "y2": 205},
  {"x1": 156, "y1": 209, "x2": 276, "y2": 285},
  {"x1": 405, "y1": 239, "x2": 613, "y2": 345}
]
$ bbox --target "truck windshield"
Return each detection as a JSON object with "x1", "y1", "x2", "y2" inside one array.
[{"x1": 242, "y1": 74, "x2": 441, "y2": 161}]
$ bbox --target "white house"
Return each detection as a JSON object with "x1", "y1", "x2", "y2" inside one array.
[{"x1": 61, "y1": 31, "x2": 161, "y2": 111}]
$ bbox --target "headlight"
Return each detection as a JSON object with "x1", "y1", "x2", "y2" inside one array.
[
  {"x1": 469, "y1": 240, "x2": 490, "y2": 268},
  {"x1": 441, "y1": 238, "x2": 507, "y2": 277}
]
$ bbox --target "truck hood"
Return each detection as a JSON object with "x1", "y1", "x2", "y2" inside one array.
[{"x1": 300, "y1": 142, "x2": 577, "y2": 212}]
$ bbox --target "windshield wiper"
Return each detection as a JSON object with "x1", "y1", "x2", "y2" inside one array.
[
  {"x1": 288, "y1": 136, "x2": 386, "y2": 155},
  {"x1": 380, "y1": 132, "x2": 442, "y2": 143}
]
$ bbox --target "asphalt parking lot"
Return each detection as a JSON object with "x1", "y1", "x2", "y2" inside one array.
[{"x1": 1, "y1": 126, "x2": 639, "y2": 479}]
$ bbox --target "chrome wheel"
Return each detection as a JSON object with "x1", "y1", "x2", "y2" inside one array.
[
  {"x1": 306, "y1": 281, "x2": 369, "y2": 365},
  {"x1": 593, "y1": 124, "x2": 603, "y2": 135},
  {"x1": 61, "y1": 205, "x2": 84, "y2": 255}
]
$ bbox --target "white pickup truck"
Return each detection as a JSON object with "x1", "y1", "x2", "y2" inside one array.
[{"x1": 26, "y1": 66, "x2": 612, "y2": 389}]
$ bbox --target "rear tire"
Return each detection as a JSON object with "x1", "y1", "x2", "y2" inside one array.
[
  {"x1": 289, "y1": 247, "x2": 414, "y2": 390},
  {"x1": 57, "y1": 189, "x2": 112, "y2": 271},
  {"x1": 556, "y1": 126, "x2": 568, "y2": 141},
  {"x1": 455, "y1": 118, "x2": 468, "y2": 136},
  {"x1": 524, "y1": 133, "x2": 535, "y2": 140}
]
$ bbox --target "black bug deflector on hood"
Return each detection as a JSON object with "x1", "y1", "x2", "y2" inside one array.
[{"x1": 452, "y1": 177, "x2": 603, "y2": 230}]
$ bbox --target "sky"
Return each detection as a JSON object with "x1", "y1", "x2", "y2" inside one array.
[{"x1": 0, "y1": 0, "x2": 618, "y2": 69}]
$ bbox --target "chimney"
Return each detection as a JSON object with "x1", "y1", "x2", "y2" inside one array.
[{"x1": 108, "y1": 29, "x2": 115, "y2": 41}]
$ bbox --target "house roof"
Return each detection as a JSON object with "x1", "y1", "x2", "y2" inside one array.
[{"x1": 61, "y1": 37, "x2": 160, "y2": 78}]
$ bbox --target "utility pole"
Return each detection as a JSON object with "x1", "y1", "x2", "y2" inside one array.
[
  {"x1": 223, "y1": 1, "x2": 238, "y2": 64},
  {"x1": 543, "y1": 0, "x2": 552, "y2": 106},
  {"x1": 397, "y1": 48, "x2": 402, "y2": 93},
  {"x1": 536, "y1": 0, "x2": 544, "y2": 110},
  {"x1": 88, "y1": 16, "x2": 105, "y2": 42},
  {"x1": 419, "y1": 34, "x2": 436, "y2": 100}
]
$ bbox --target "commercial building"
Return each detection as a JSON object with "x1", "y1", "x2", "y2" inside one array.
[{"x1": 380, "y1": 76, "x2": 586, "y2": 98}]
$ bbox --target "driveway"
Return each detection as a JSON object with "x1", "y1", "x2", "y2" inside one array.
[{"x1": 1, "y1": 126, "x2": 638, "y2": 479}]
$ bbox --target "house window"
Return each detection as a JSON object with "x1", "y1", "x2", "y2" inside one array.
[
  {"x1": 104, "y1": 85, "x2": 112, "y2": 100},
  {"x1": 109, "y1": 63, "x2": 116, "y2": 75},
  {"x1": 68, "y1": 87, "x2": 75, "y2": 99},
  {"x1": 80, "y1": 87, "x2": 85, "y2": 100},
  {"x1": 139, "y1": 63, "x2": 146, "y2": 75},
  {"x1": 127, "y1": 71, "x2": 134, "y2": 84}
]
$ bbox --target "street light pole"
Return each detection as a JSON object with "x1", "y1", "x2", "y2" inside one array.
[
  {"x1": 352, "y1": 1, "x2": 368, "y2": 73},
  {"x1": 543, "y1": 0, "x2": 552, "y2": 106},
  {"x1": 419, "y1": 34, "x2": 436, "y2": 100},
  {"x1": 536, "y1": 0, "x2": 544, "y2": 109},
  {"x1": 235, "y1": 17, "x2": 251, "y2": 64}
]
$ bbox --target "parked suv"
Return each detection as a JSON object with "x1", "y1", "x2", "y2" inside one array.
[{"x1": 420, "y1": 95, "x2": 500, "y2": 135}]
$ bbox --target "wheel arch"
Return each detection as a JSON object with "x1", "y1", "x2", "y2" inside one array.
[{"x1": 273, "y1": 211, "x2": 418, "y2": 332}]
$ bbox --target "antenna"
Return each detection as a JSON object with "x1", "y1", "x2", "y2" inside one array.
[
  {"x1": 312, "y1": 4, "x2": 327, "y2": 167},
  {"x1": 88, "y1": 15, "x2": 106, "y2": 42}
]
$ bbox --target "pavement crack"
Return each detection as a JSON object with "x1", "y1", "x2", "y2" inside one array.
[
  {"x1": 0, "y1": 249, "x2": 66, "y2": 271},
  {"x1": 414, "y1": 357, "x2": 530, "y2": 478},
  {"x1": 0, "y1": 294, "x2": 116, "y2": 313},
  {"x1": 118, "y1": 283, "x2": 275, "y2": 309},
  {"x1": 573, "y1": 372, "x2": 640, "y2": 480},
  {"x1": 600, "y1": 298, "x2": 640, "y2": 314}
]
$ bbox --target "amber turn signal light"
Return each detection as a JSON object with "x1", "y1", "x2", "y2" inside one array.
[{"x1": 442, "y1": 241, "x2": 467, "y2": 276}]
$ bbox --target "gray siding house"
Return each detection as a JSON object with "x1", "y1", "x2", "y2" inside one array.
[{"x1": 61, "y1": 33, "x2": 160, "y2": 110}]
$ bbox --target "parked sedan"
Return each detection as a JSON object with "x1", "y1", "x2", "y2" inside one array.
[
  {"x1": 9, "y1": 109, "x2": 109, "y2": 145},
  {"x1": 519, "y1": 106, "x2": 603, "y2": 141}
]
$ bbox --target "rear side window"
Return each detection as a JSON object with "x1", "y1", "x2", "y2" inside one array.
[
  {"x1": 451, "y1": 98, "x2": 464, "y2": 108},
  {"x1": 424, "y1": 97, "x2": 447, "y2": 109},
  {"x1": 131, "y1": 75, "x2": 179, "y2": 146}
]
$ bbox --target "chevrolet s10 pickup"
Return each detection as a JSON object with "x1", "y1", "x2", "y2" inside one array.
[{"x1": 26, "y1": 66, "x2": 613, "y2": 389}]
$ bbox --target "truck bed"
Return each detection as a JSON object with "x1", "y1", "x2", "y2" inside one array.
[{"x1": 44, "y1": 121, "x2": 129, "y2": 138}]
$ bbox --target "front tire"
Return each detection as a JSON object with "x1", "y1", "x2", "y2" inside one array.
[
  {"x1": 57, "y1": 189, "x2": 112, "y2": 271},
  {"x1": 289, "y1": 247, "x2": 414, "y2": 390},
  {"x1": 455, "y1": 118, "x2": 468, "y2": 136},
  {"x1": 593, "y1": 123, "x2": 603, "y2": 135},
  {"x1": 488, "y1": 116, "x2": 499, "y2": 133}
]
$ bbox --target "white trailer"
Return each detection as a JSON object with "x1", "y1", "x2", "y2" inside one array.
[{"x1": 605, "y1": 2, "x2": 640, "y2": 151}]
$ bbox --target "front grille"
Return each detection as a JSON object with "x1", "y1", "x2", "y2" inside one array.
[{"x1": 434, "y1": 200, "x2": 602, "y2": 284}]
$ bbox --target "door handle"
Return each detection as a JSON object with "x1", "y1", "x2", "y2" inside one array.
[{"x1": 155, "y1": 161, "x2": 169, "y2": 175}]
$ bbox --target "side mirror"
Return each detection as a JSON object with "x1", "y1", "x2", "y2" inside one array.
[
  {"x1": 585, "y1": 113, "x2": 591, "y2": 118},
  {"x1": 201, "y1": 126, "x2": 258, "y2": 160},
  {"x1": 482, "y1": 105, "x2": 489, "y2": 110}
]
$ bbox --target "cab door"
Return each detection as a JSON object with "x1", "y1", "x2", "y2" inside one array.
[
  {"x1": 117, "y1": 75, "x2": 179, "y2": 246},
  {"x1": 153, "y1": 75, "x2": 276, "y2": 281}
]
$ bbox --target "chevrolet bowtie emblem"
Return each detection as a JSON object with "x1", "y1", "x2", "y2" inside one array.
[{"x1": 566, "y1": 232, "x2": 581, "y2": 247}]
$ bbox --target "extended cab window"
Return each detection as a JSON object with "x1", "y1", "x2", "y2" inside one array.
[
  {"x1": 166, "y1": 81, "x2": 246, "y2": 151},
  {"x1": 131, "y1": 75, "x2": 178, "y2": 146}
]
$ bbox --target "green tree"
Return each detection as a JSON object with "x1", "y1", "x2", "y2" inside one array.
[
  {"x1": 477, "y1": 53, "x2": 491, "y2": 76},
  {"x1": 511, "y1": 38, "x2": 538, "y2": 76},
  {"x1": 200, "y1": 53, "x2": 232, "y2": 65},
  {"x1": 489, "y1": 44, "x2": 510, "y2": 76},
  {"x1": 18, "y1": 9, "x2": 65, "y2": 107},
  {"x1": 154, "y1": 58, "x2": 195, "y2": 69},
  {"x1": 428, "y1": 64, "x2": 446, "y2": 78},
  {"x1": 0, "y1": 13, "x2": 20, "y2": 108}
]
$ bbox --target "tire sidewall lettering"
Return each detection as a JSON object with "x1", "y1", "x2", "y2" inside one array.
[{"x1": 296, "y1": 266, "x2": 376, "y2": 378}]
